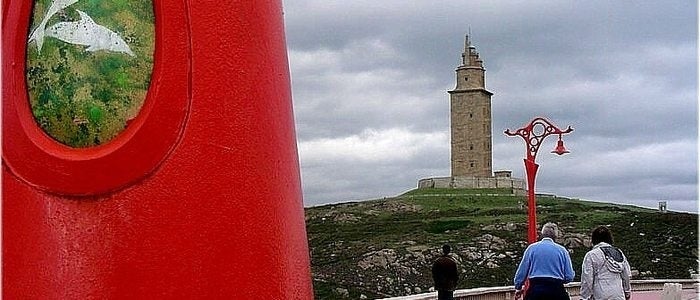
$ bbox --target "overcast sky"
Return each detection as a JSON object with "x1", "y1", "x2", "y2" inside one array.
[{"x1": 281, "y1": 1, "x2": 698, "y2": 213}]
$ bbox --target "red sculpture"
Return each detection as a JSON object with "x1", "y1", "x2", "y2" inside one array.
[{"x1": 3, "y1": 0, "x2": 313, "y2": 298}]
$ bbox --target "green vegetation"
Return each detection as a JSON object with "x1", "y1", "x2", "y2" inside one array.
[
  {"x1": 306, "y1": 188, "x2": 698, "y2": 299},
  {"x1": 26, "y1": 0, "x2": 154, "y2": 147}
]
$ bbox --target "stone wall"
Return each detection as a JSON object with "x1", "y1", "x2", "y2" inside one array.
[
  {"x1": 381, "y1": 279, "x2": 700, "y2": 300},
  {"x1": 417, "y1": 176, "x2": 525, "y2": 191}
]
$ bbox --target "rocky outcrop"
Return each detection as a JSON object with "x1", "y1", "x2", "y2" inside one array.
[
  {"x1": 358, "y1": 249, "x2": 398, "y2": 270},
  {"x1": 560, "y1": 233, "x2": 591, "y2": 249},
  {"x1": 482, "y1": 222, "x2": 518, "y2": 231}
]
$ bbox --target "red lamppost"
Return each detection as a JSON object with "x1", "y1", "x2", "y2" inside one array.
[{"x1": 505, "y1": 117, "x2": 573, "y2": 243}]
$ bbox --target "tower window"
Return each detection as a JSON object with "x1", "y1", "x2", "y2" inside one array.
[
  {"x1": 469, "y1": 113, "x2": 473, "y2": 118},
  {"x1": 464, "y1": 77, "x2": 469, "y2": 81},
  {"x1": 469, "y1": 144, "x2": 474, "y2": 150}
]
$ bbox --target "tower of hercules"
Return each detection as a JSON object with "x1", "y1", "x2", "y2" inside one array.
[
  {"x1": 449, "y1": 35, "x2": 493, "y2": 177},
  {"x1": 416, "y1": 34, "x2": 523, "y2": 191}
]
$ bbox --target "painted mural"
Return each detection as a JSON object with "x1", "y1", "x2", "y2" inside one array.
[{"x1": 26, "y1": 0, "x2": 154, "y2": 147}]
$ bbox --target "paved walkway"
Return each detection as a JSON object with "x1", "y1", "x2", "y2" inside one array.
[{"x1": 631, "y1": 290, "x2": 698, "y2": 300}]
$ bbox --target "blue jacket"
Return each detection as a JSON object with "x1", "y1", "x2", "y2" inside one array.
[{"x1": 513, "y1": 238, "x2": 575, "y2": 290}]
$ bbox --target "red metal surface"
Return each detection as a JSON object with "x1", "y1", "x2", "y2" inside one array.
[
  {"x1": 2, "y1": 0, "x2": 313, "y2": 298},
  {"x1": 524, "y1": 159, "x2": 539, "y2": 243}
]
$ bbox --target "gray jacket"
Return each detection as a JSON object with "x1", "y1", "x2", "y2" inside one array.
[{"x1": 580, "y1": 242, "x2": 631, "y2": 300}]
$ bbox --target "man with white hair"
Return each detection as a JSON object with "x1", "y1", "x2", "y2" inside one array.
[{"x1": 513, "y1": 222, "x2": 575, "y2": 300}]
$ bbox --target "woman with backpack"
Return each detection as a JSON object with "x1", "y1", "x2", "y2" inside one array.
[{"x1": 580, "y1": 226, "x2": 632, "y2": 300}]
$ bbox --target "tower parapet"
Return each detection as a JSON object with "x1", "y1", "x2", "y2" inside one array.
[{"x1": 455, "y1": 34, "x2": 486, "y2": 91}]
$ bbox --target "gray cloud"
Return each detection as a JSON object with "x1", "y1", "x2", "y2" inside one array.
[{"x1": 283, "y1": 0, "x2": 698, "y2": 212}]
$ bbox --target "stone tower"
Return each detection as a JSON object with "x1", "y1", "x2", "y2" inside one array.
[{"x1": 449, "y1": 35, "x2": 493, "y2": 177}]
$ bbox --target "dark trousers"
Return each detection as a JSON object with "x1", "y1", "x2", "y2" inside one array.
[
  {"x1": 437, "y1": 290, "x2": 454, "y2": 300},
  {"x1": 524, "y1": 277, "x2": 570, "y2": 300}
]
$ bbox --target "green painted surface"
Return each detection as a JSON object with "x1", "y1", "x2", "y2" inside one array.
[{"x1": 26, "y1": 0, "x2": 154, "y2": 147}]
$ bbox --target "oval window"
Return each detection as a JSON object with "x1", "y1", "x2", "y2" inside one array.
[{"x1": 26, "y1": 0, "x2": 154, "y2": 147}]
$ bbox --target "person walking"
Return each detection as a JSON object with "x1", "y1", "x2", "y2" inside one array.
[
  {"x1": 513, "y1": 222, "x2": 575, "y2": 300},
  {"x1": 580, "y1": 225, "x2": 632, "y2": 300},
  {"x1": 432, "y1": 244, "x2": 459, "y2": 300}
]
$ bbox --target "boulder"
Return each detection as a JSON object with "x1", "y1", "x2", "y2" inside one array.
[{"x1": 333, "y1": 288, "x2": 349, "y2": 298}]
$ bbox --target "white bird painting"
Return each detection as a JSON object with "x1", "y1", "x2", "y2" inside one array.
[
  {"x1": 46, "y1": 10, "x2": 135, "y2": 56},
  {"x1": 28, "y1": 0, "x2": 135, "y2": 57},
  {"x1": 28, "y1": 0, "x2": 78, "y2": 53}
]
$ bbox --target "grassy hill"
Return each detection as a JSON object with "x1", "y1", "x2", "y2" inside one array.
[{"x1": 305, "y1": 188, "x2": 698, "y2": 299}]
